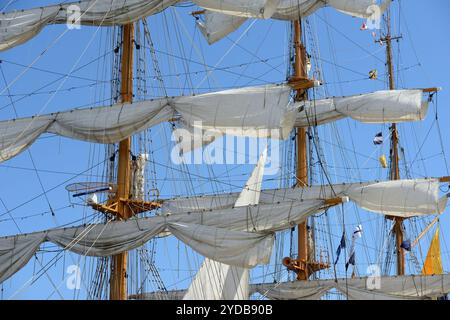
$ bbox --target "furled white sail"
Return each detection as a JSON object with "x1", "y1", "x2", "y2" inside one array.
[
  {"x1": 193, "y1": 0, "x2": 282, "y2": 19},
  {"x1": 196, "y1": 0, "x2": 391, "y2": 44},
  {"x1": 184, "y1": 148, "x2": 267, "y2": 300},
  {"x1": 196, "y1": 0, "x2": 388, "y2": 20},
  {"x1": 162, "y1": 179, "x2": 448, "y2": 218},
  {"x1": 0, "y1": 0, "x2": 177, "y2": 51},
  {"x1": 0, "y1": 84, "x2": 292, "y2": 163},
  {"x1": 295, "y1": 89, "x2": 429, "y2": 127},
  {"x1": 0, "y1": 195, "x2": 334, "y2": 284},
  {"x1": 253, "y1": 274, "x2": 450, "y2": 300},
  {"x1": 129, "y1": 274, "x2": 450, "y2": 300},
  {"x1": 0, "y1": 218, "x2": 273, "y2": 284},
  {"x1": 347, "y1": 179, "x2": 447, "y2": 217},
  {"x1": 162, "y1": 182, "x2": 365, "y2": 214},
  {"x1": 0, "y1": 0, "x2": 391, "y2": 50},
  {"x1": 0, "y1": 86, "x2": 431, "y2": 164},
  {"x1": 174, "y1": 84, "x2": 294, "y2": 138},
  {"x1": 0, "y1": 99, "x2": 171, "y2": 162},
  {"x1": 253, "y1": 281, "x2": 335, "y2": 300}
]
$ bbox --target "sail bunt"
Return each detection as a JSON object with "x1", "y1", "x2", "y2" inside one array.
[
  {"x1": 162, "y1": 179, "x2": 449, "y2": 218},
  {"x1": 0, "y1": 85, "x2": 431, "y2": 163},
  {"x1": 131, "y1": 273, "x2": 450, "y2": 300},
  {"x1": 0, "y1": 0, "x2": 391, "y2": 50},
  {"x1": 0, "y1": 0, "x2": 178, "y2": 51},
  {"x1": 252, "y1": 274, "x2": 450, "y2": 300},
  {"x1": 0, "y1": 84, "x2": 292, "y2": 162},
  {"x1": 0, "y1": 196, "x2": 337, "y2": 284},
  {"x1": 195, "y1": 0, "x2": 392, "y2": 44},
  {"x1": 294, "y1": 89, "x2": 429, "y2": 128}
]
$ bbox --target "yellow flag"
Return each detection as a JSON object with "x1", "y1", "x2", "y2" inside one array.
[
  {"x1": 379, "y1": 155, "x2": 388, "y2": 168},
  {"x1": 422, "y1": 227, "x2": 443, "y2": 275}
]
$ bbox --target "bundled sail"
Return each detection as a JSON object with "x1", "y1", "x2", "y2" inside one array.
[
  {"x1": 0, "y1": 195, "x2": 338, "y2": 283},
  {"x1": 162, "y1": 179, "x2": 449, "y2": 218},
  {"x1": 132, "y1": 273, "x2": 450, "y2": 300},
  {"x1": 252, "y1": 274, "x2": 450, "y2": 300},
  {"x1": 0, "y1": 0, "x2": 178, "y2": 51},
  {"x1": 294, "y1": 89, "x2": 429, "y2": 127},
  {"x1": 0, "y1": 85, "x2": 431, "y2": 163},
  {"x1": 0, "y1": 0, "x2": 391, "y2": 51},
  {"x1": 196, "y1": 0, "x2": 391, "y2": 43},
  {"x1": 6, "y1": 175, "x2": 445, "y2": 292},
  {"x1": 0, "y1": 84, "x2": 292, "y2": 162}
]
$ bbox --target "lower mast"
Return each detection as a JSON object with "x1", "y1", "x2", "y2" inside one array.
[
  {"x1": 110, "y1": 23, "x2": 134, "y2": 300},
  {"x1": 283, "y1": 19, "x2": 328, "y2": 281},
  {"x1": 384, "y1": 8, "x2": 405, "y2": 276}
]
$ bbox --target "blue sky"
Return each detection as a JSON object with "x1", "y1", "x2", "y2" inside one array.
[{"x1": 0, "y1": 0, "x2": 449, "y2": 299}]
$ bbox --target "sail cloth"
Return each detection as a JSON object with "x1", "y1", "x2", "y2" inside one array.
[
  {"x1": 196, "y1": 0, "x2": 391, "y2": 44},
  {"x1": 0, "y1": 84, "x2": 429, "y2": 164},
  {"x1": 0, "y1": 87, "x2": 431, "y2": 163},
  {"x1": 0, "y1": 84, "x2": 292, "y2": 163},
  {"x1": 294, "y1": 89, "x2": 429, "y2": 128},
  {"x1": 0, "y1": 0, "x2": 178, "y2": 51},
  {"x1": 0, "y1": 218, "x2": 272, "y2": 284},
  {"x1": 252, "y1": 274, "x2": 450, "y2": 300},
  {"x1": 184, "y1": 148, "x2": 267, "y2": 300},
  {"x1": 129, "y1": 273, "x2": 450, "y2": 300},
  {"x1": 346, "y1": 179, "x2": 447, "y2": 217},
  {"x1": 0, "y1": 0, "x2": 391, "y2": 50},
  {"x1": 183, "y1": 258, "x2": 250, "y2": 300},
  {"x1": 0, "y1": 197, "x2": 330, "y2": 284},
  {"x1": 162, "y1": 179, "x2": 448, "y2": 218},
  {"x1": 422, "y1": 227, "x2": 443, "y2": 275}
]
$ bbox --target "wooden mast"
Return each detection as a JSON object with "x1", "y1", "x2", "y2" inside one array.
[
  {"x1": 282, "y1": 19, "x2": 329, "y2": 280},
  {"x1": 384, "y1": 7, "x2": 405, "y2": 275},
  {"x1": 110, "y1": 23, "x2": 134, "y2": 300},
  {"x1": 294, "y1": 20, "x2": 309, "y2": 280}
]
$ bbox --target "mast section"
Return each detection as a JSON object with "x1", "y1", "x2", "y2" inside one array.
[
  {"x1": 384, "y1": 8, "x2": 405, "y2": 276},
  {"x1": 282, "y1": 20, "x2": 328, "y2": 280},
  {"x1": 110, "y1": 23, "x2": 134, "y2": 300},
  {"x1": 294, "y1": 20, "x2": 309, "y2": 280}
]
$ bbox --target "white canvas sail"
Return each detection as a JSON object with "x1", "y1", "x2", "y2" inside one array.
[
  {"x1": 3, "y1": 177, "x2": 444, "y2": 285},
  {"x1": 253, "y1": 274, "x2": 450, "y2": 300},
  {"x1": 0, "y1": 84, "x2": 292, "y2": 163},
  {"x1": 196, "y1": 0, "x2": 391, "y2": 43},
  {"x1": 184, "y1": 148, "x2": 267, "y2": 300},
  {"x1": 0, "y1": 218, "x2": 274, "y2": 284},
  {"x1": 0, "y1": 86, "x2": 430, "y2": 164},
  {"x1": 0, "y1": 194, "x2": 335, "y2": 284},
  {"x1": 347, "y1": 178, "x2": 448, "y2": 217},
  {"x1": 0, "y1": 0, "x2": 390, "y2": 50},
  {"x1": 162, "y1": 179, "x2": 448, "y2": 218},
  {"x1": 294, "y1": 89, "x2": 429, "y2": 127},
  {"x1": 0, "y1": 0, "x2": 177, "y2": 51}
]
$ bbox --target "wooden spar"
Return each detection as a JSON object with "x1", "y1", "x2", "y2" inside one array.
[
  {"x1": 110, "y1": 23, "x2": 134, "y2": 300},
  {"x1": 294, "y1": 20, "x2": 309, "y2": 281},
  {"x1": 439, "y1": 176, "x2": 450, "y2": 183},
  {"x1": 280, "y1": 20, "x2": 329, "y2": 280},
  {"x1": 408, "y1": 216, "x2": 439, "y2": 251},
  {"x1": 191, "y1": 9, "x2": 206, "y2": 16},
  {"x1": 384, "y1": 8, "x2": 405, "y2": 276}
]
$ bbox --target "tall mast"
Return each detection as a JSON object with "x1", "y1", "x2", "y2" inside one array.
[
  {"x1": 294, "y1": 20, "x2": 309, "y2": 280},
  {"x1": 384, "y1": 8, "x2": 405, "y2": 275},
  {"x1": 283, "y1": 19, "x2": 328, "y2": 280},
  {"x1": 110, "y1": 23, "x2": 134, "y2": 300}
]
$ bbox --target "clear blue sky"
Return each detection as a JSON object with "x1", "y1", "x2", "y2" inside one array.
[{"x1": 0, "y1": 0, "x2": 449, "y2": 299}]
